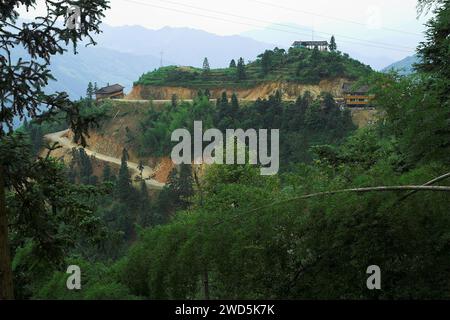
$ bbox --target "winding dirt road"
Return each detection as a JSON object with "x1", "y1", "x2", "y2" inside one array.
[{"x1": 45, "y1": 129, "x2": 165, "y2": 190}]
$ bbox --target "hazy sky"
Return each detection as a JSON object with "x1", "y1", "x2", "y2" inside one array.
[
  {"x1": 20, "y1": 0, "x2": 427, "y2": 35},
  {"x1": 100, "y1": 0, "x2": 425, "y2": 35},
  {"x1": 19, "y1": 0, "x2": 429, "y2": 67}
]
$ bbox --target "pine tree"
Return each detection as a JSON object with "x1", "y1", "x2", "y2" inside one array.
[
  {"x1": 216, "y1": 92, "x2": 232, "y2": 130},
  {"x1": 138, "y1": 180, "x2": 153, "y2": 227},
  {"x1": 0, "y1": 0, "x2": 109, "y2": 299},
  {"x1": 178, "y1": 164, "x2": 194, "y2": 208},
  {"x1": 86, "y1": 82, "x2": 94, "y2": 101},
  {"x1": 156, "y1": 168, "x2": 178, "y2": 220},
  {"x1": 139, "y1": 179, "x2": 149, "y2": 202},
  {"x1": 27, "y1": 123, "x2": 43, "y2": 156},
  {"x1": 417, "y1": 2, "x2": 450, "y2": 80},
  {"x1": 329, "y1": 36, "x2": 337, "y2": 51},
  {"x1": 102, "y1": 163, "x2": 114, "y2": 182},
  {"x1": 231, "y1": 93, "x2": 239, "y2": 114},
  {"x1": 117, "y1": 148, "x2": 132, "y2": 202},
  {"x1": 203, "y1": 57, "x2": 210, "y2": 73},
  {"x1": 78, "y1": 149, "x2": 93, "y2": 184},
  {"x1": 229, "y1": 59, "x2": 237, "y2": 68},
  {"x1": 237, "y1": 57, "x2": 246, "y2": 80},
  {"x1": 228, "y1": 93, "x2": 240, "y2": 127},
  {"x1": 220, "y1": 91, "x2": 229, "y2": 106},
  {"x1": 171, "y1": 94, "x2": 178, "y2": 109},
  {"x1": 260, "y1": 50, "x2": 272, "y2": 75},
  {"x1": 87, "y1": 82, "x2": 94, "y2": 108},
  {"x1": 137, "y1": 160, "x2": 145, "y2": 178}
]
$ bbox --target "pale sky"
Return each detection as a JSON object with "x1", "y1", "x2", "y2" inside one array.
[
  {"x1": 19, "y1": 0, "x2": 429, "y2": 66},
  {"x1": 19, "y1": 0, "x2": 427, "y2": 35},
  {"x1": 101, "y1": 0, "x2": 426, "y2": 36}
]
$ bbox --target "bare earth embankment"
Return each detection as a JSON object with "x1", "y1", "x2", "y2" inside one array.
[{"x1": 45, "y1": 129, "x2": 166, "y2": 190}]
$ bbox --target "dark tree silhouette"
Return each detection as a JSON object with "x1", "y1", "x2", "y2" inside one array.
[
  {"x1": 237, "y1": 57, "x2": 246, "y2": 80},
  {"x1": 0, "y1": 0, "x2": 109, "y2": 299},
  {"x1": 329, "y1": 36, "x2": 337, "y2": 51}
]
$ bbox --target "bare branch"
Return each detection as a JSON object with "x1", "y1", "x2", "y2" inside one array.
[
  {"x1": 397, "y1": 172, "x2": 450, "y2": 202},
  {"x1": 244, "y1": 185, "x2": 450, "y2": 217}
]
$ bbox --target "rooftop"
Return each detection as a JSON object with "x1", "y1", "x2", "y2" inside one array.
[
  {"x1": 342, "y1": 83, "x2": 370, "y2": 94},
  {"x1": 95, "y1": 84, "x2": 125, "y2": 95},
  {"x1": 292, "y1": 40, "x2": 329, "y2": 46}
]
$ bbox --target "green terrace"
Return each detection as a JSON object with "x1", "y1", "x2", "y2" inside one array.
[{"x1": 134, "y1": 47, "x2": 373, "y2": 88}]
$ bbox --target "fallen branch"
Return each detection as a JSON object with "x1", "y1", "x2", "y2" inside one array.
[
  {"x1": 213, "y1": 185, "x2": 450, "y2": 227},
  {"x1": 397, "y1": 172, "x2": 450, "y2": 203},
  {"x1": 294, "y1": 185, "x2": 450, "y2": 200},
  {"x1": 247, "y1": 185, "x2": 450, "y2": 216}
]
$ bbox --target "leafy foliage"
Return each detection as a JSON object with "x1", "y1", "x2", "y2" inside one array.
[
  {"x1": 0, "y1": 0, "x2": 109, "y2": 299},
  {"x1": 136, "y1": 89, "x2": 355, "y2": 168}
]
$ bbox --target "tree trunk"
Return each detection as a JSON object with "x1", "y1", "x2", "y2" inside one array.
[{"x1": 0, "y1": 165, "x2": 14, "y2": 300}]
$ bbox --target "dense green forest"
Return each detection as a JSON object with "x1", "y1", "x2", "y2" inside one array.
[
  {"x1": 1, "y1": 0, "x2": 449, "y2": 300},
  {"x1": 134, "y1": 90, "x2": 355, "y2": 167},
  {"x1": 135, "y1": 44, "x2": 373, "y2": 87}
]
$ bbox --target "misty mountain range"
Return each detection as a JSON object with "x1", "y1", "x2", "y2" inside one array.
[
  {"x1": 46, "y1": 46, "x2": 166, "y2": 99},
  {"x1": 382, "y1": 55, "x2": 420, "y2": 75},
  {"x1": 95, "y1": 25, "x2": 270, "y2": 68},
  {"x1": 43, "y1": 24, "x2": 271, "y2": 98}
]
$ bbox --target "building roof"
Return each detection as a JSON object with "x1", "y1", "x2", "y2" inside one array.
[
  {"x1": 292, "y1": 40, "x2": 329, "y2": 46},
  {"x1": 95, "y1": 84, "x2": 124, "y2": 95},
  {"x1": 342, "y1": 83, "x2": 370, "y2": 94}
]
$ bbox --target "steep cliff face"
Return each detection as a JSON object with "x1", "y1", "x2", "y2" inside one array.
[{"x1": 126, "y1": 78, "x2": 349, "y2": 101}]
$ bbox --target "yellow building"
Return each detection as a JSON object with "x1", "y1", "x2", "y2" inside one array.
[{"x1": 342, "y1": 83, "x2": 374, "y2": 108}]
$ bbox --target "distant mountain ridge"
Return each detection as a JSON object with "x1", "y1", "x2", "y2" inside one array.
[
  {"x1": 46, "y1": 46, "x2": 165, "y2": 99},
  {"x1": 382, "y1": 55, "x2": 421, "y2": 75},
  {"x1": 41, "y1": 24, "x2": 273, "y2": 98},
  {"x1": 94, "y1": 25, "x2": 272, "y2": 68}
]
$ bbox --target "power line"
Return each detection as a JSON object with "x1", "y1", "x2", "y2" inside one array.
[
  {"x1": 118, "y1": 0, "x2": 415, "y2": 53},
  {"x1": 249, "y1": 0, "x2": 423, "y2": 37},
  {"x1": 146, "y1": 0, "x2": 415, "y2": 50}
]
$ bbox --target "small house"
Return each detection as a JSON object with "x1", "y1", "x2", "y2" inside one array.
[
  {"x1": 95, "y1": 84, "x2": 125, "y2": 101},
  {"x1": 342, "y1": 83, "x2": 374, "y2": 108},
  {"x1": 292, "y1": 41, "x2": 329, "y2": 51}
]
